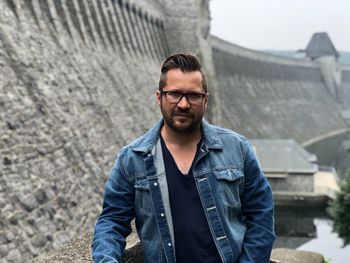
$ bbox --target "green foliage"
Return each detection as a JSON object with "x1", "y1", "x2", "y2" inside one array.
[{"x1": 329, "y1": 169, "x2": 350, "y2": 246}]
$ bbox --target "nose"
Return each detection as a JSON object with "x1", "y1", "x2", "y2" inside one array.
[{"x1": 177, "y1": 95, "x2": 191, "y2": 109}]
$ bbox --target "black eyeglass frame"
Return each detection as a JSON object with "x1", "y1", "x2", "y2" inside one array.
[{"x1": 160, "y1": 90, "x2": 208, "y2": 105}]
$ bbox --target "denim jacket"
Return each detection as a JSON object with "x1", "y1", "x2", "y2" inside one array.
[{"x1": 92, "y1": 119, "x2": 275, "y2": 263}]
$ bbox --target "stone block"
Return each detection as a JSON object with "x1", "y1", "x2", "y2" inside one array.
[
  {"x1": 25, "y1": 225, "x2": 35, "y2": 238},
  {"x1": 0, "y1": 244, "x2": 9, "y2": 258},
  {"x1": 18, "y1": 193, "x2": 38, "y2": 212},
  {"x1": 34, "y1": 188, "x2": 48, "y2": 204},
  {"x1": 4, "y1": 230, "x2": 15, "y2": 242},
  {"x1": 7, "y1": 248, "x2": 22, "y2": 263},
  {"x1": 0, "y1": 232, "x2": 8, "y2": 245},
  {"x1": 56, "y1": 195, "x2": 67, "y2": 208},
  {"x1": 7, "y1": 213, "x2": 18, "y2": 225},
  {"x1": 31, "y1": 234, "x2": 47, "y2": 248}
]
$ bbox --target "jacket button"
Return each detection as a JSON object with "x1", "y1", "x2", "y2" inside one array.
[
  {"x1": 160, "y1": 213, "x2": 164, "y2": 217},
  {"x1": 168, "y1": 242, "x2": 172, "y2": 247},
  {"x1": 153, "y1": 182, "x2": 158, "y2": 186}
]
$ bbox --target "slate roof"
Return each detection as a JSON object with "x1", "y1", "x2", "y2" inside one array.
[
  {"x1": 251, "y1": 139, "x2": 318, "y2": 174},
  {"x1": 305, "y1": 32, "x2": 339, "y2": 59}
]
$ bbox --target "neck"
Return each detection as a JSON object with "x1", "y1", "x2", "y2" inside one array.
[{"x1": 161, "y1": 123, "x2": 202, "y2": 147}]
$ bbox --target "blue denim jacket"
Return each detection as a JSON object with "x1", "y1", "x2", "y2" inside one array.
[{"x1": 92, "y1": 119, "x2": 275, "y2": 263}]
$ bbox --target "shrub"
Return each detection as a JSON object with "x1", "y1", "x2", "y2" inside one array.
[{"x1": 329, "y1": 169, "x2": 350, "y2": 246}]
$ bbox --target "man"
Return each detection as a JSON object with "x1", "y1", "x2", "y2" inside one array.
[{"x1": 92, "y1": 53, "x2": 275, "y2": 262}]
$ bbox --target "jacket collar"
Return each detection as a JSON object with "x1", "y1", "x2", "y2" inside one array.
[
  {"x1": 201, "y1": 120, "x2": 223, "y2": 150},
  {"x1": 131, "y1": 118, "x2": 223, "y2": 153}
]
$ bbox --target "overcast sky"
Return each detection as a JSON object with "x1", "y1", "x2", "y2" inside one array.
[{"x1": 210, "y1": 0, "x2": 350, "y2": 52}]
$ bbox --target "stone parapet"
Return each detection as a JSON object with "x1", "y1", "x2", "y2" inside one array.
[{"x1": 31, "y1": 234, "x2": 324, "y2": 263}]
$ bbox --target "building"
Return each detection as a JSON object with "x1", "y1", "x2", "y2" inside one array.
[{"x1": 251, "y1": 139, "x2": 339, "y2": 208}]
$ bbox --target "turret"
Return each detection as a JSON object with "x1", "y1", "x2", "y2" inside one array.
[{"x1": 305, "y1": 32, "x2": 342, "y2": 100}]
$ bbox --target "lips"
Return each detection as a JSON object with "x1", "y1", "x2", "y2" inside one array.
[{"x1": 173, "y1": 113, "x2": 191, "y2": 118}]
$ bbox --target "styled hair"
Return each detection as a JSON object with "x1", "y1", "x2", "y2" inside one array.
[{"x1": 158, "y1": 53, "x2": 208, "y2": 92}]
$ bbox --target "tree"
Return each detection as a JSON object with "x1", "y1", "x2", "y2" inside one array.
[{"x1": 329, "y1": 169, "x2": 350, "y2": 246}]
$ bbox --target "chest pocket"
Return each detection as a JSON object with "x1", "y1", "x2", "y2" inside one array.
[
  {"x1": 134, "y1": 178, "x2": 153, "y2": 216},
  {"x1": 214, "y1": 169, "x2": 244, "y2": 208}
]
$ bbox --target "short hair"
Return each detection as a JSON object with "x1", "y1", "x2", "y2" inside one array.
[{"x1": 158, "y1": 53, "x2": 208, "y2": 92}]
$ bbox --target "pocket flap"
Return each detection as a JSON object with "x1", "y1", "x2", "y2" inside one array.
[
  {"x1": 134, "y1": 178, "x2": 150, "y2": 190},
  {"x1": 214, "y1": 169, "x2": 244, "y2": 182}
]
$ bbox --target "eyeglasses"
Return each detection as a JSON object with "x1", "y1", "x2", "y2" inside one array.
[{"x1": 161, "y1": 91, "x2": 207, "y2": 105}]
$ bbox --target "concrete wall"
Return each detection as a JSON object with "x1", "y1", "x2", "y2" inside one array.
[
  {"x1": 315, "y1": 56, "x2": 342, "y2": 100},
  {"x1": 305, "y1": 131, "x2": 350, "y2": 179},
  {"x1": 339, "y1": 67, "x2": 350, "y2": 105},
  {"x1": 268, "y1": 174, "x2": 314, "y2": 192},
  {"x1": 210, "y1": 36, "x2": 348, "y2": 143}
]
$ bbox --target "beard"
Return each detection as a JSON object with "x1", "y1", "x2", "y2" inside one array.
[{"x1": 160, "y1": 105, "x2": 204, "y2": 134}]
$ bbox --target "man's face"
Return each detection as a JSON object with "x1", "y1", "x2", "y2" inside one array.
[{"x1": 156, "y1": 69, "x2": 208, "y2": 133}]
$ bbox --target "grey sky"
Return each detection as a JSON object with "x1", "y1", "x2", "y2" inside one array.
[{"x1": 209, "y1": 0, "x2": 350, "y2": 52}]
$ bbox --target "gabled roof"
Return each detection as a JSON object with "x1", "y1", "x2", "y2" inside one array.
[
  {"x1": 305, "y1": 32, "x2": 339, "y2": 59},
  {"x1": 251, "y1": 139, "x2": 318, "y2": 174}
]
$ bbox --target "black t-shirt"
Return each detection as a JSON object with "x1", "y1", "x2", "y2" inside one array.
[{"x1": 160, "y1": 136, "x2": 222, "y2": 263}]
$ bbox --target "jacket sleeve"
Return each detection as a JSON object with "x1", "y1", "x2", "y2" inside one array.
[
  {"x1": 92, "y1": 149, "x2": 135, "y2": 263},
  {"x1": 238, "y1": 140, "x2": 276, "y2": 263}
]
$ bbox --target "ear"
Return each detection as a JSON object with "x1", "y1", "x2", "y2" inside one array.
[
  {"x1": 156, "y1": 90, "x2": 161, "y2": 106},
  {"x1": 204, "y1": 94, "x2": 209, "y2": 109}
]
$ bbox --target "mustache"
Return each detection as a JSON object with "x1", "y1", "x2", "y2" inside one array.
[{"x1": 173, "y1": 109, "x2": 191, "y2": 116}]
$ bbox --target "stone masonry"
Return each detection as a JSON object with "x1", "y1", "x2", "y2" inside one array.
[{"x1": 0, "y1": 0, "x2": 166, "y2": 261}]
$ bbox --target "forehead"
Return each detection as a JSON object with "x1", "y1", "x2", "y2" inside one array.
[{"x1": 165, "y1": 69, "x2": 203, "y2": 91}]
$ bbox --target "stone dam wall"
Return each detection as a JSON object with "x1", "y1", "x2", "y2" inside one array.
[
  {"x1": 211, "y1": 36, "x2": 348, "y2": 143},
  {"x1": 1, "y1": 0, "x2": 349, "y2": 262},
  {"x1": 0, "y1": 0, "x2": 215, "y2": 261},
  {"x1": 0, "y1": 0, "x2": 166, "y2": 261}
]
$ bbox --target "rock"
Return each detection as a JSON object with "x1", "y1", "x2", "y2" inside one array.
[
  {"x1": 0, "y1": 180, "x2": 6, "y2": 193},
  {"x1": 6, "y1": 120, "x2": 19, "y2": 130},
  {"x1": 27, "y1": 217, "x2": 36, "y2": 225},
  {"x1": 18, "y1": 194, "x2": 38, "y2": 212},
  {"x1": 56, "y1": 195, "x2": 67, "y2": 208},
  {"x1": 7, "y1": 213, "x2": 18, "y2": 225},
  {"x1": 27, "y1": 242, "x2": 41, "y2": 258},
  {"x1": 7, "y1": 248, "x2": 22, "y2": 262},
  {"x1": 53, "y1": 213, "x2": 67, "y2": 229},
  {"x1": 0, "y1": 233, "x2": 7, "y2": 245},
  {"x1": 34, "y1": 189, "x2": 48, "y2": 204},
  {"x1": 53, "y1": 231, "x2": 70, "y2": 249},
  {"x1": 25, "y1": 226, "x2": 35, "y2": 237},
  {"x1": 270, "y1": 248, "x2": 324, "y2": 263},
  {"x1": 0, "y1": 244, "x2": 9, "y2": 257},
  {"x1": 31, "y1": 234, "x2": 47, "y2": 248},
  {"x1": 36, "y1": 218, "x2": 53, "y2": 233},
  {"x1": 5, "y1": 230, "x2": 15, "y2": 242},
  {"x1": 3, "y1": 156, "x2": 12, "y2": 165},
  {"x1": 7, "y1": 211, "x2": 25, "y2": 225},
  {"x1": 0, "y1": 230, "x2": 16, "y2": 244}
]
